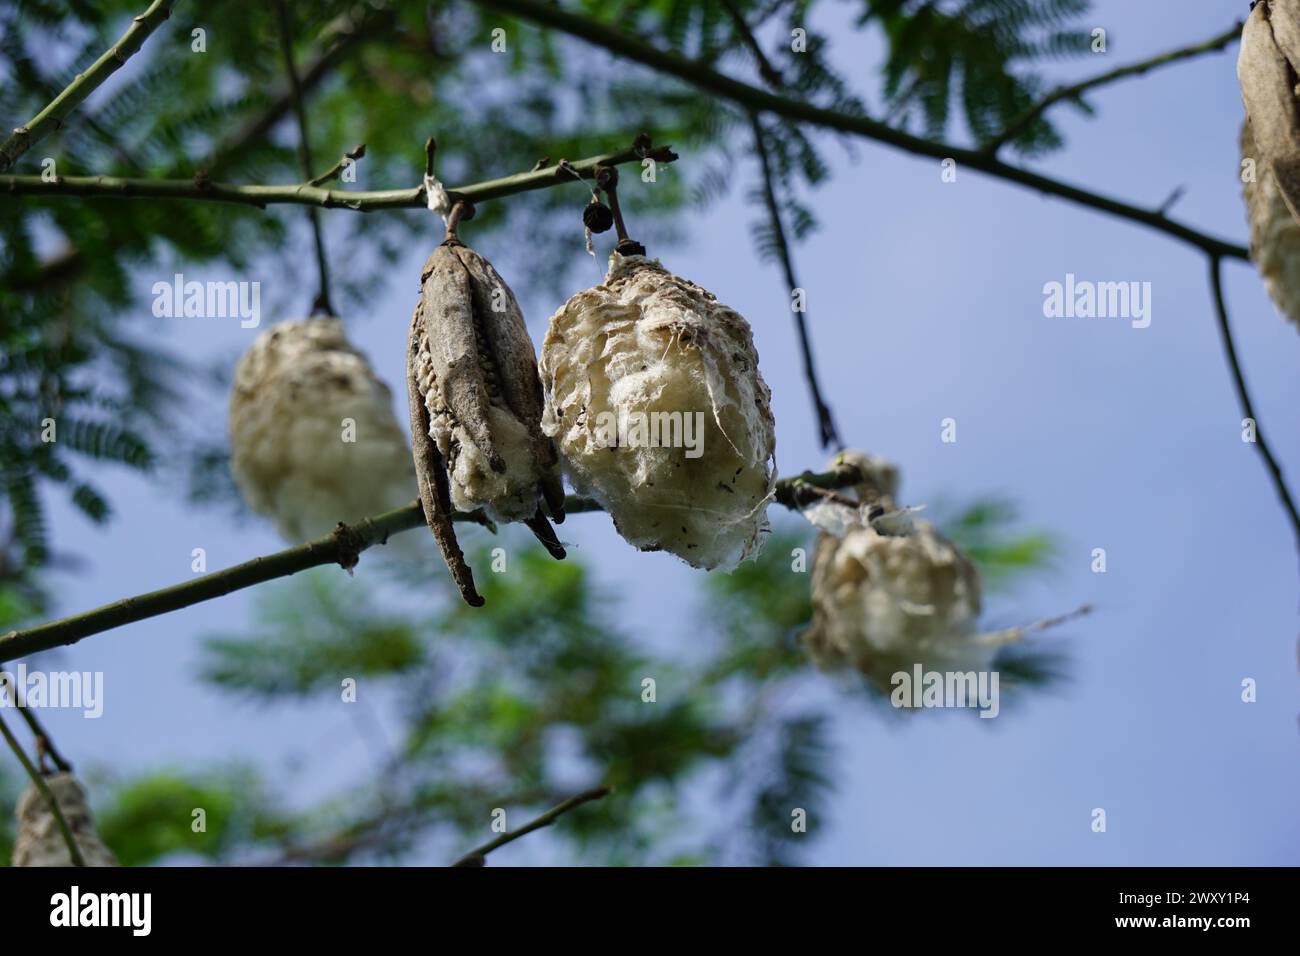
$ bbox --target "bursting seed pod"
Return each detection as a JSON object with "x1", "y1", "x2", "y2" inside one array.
[
  {"x1": 1238, "y1": 0, "x2": 1300, "y2": 224},
  {"x1": 13, "y1": 772, "x2": 118, "y2": 867},
  {"x1": 800, "y1": 452, "x2": 990, "y2": 694},
  {"x1": 408, "y1": 201, "x2": 566, "y2": 606},
  {"x1": 229, "y1": 317, "x2": 416, "y2": 542},
  {"x1": 1241, "y1": 120, "x2": 1300, "y2": 329},
  {"x1": 539, "y1": 168, "x2": 776, "y2": 570}
]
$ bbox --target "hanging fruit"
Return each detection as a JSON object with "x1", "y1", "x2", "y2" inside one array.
[
  {"x1": 539, "y1": 166, "x2": 776, "y2": 571},
  {"x1": 1241, "y1": 120, "x2": 1300, "y2": 329},
  {"x1": 407, "y1": 200, "x2": 566, "y2": 607},
  {"x1": 229, "y1": 316, "x2": 416, "y2": 542},
  {"x1": 799, "y1": 451, "x2": 990, "y2": 693},
  {"x1": 13, "y1": 772, "x2": 118, "y2": 867},
  {"x1": 1238, "y1": 0, "x2": 1300, "y2": 225}
]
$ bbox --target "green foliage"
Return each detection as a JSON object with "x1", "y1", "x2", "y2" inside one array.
[
  {"x1": 749, "y1": 714, "x2": 832, "y2": 866},
  {"x1": 164, "y1": 494, "x2": 1058, "y2": 865},
  {"x1": 0, "y1": 502, "x2": 1060, "y2": 867},
  {"x1": 199, "y1": 570, "x2": 426, "y2": 698},
  {"x1": 935, "y1": 496, "x2": 1058, "y2": 592},
  {"x1": 705, "y1": 526, "x2": 814, "y2": 680},
  {"x1": 861, "y1": 0, "x2": 1094, "y2": 153},
  {"x1": 95, "y1": 768, "x2": 291, "y2": 866}
]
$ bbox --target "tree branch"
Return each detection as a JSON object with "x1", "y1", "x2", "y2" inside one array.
[
  {"x1": 449, "y1": 786, "x2": 611, "y2": 867},
  {"x1": 982, "y1": 21, "x2": 1244, "y2": 156},
  {"x1": 275, "y1": 0, "x2": 333, "y2": 317},
  {"x1": 0, "y1": 679, "x2": 74, "y2": 774},
  {"x1": 1207, "y1": 255, "x2": 1300, "y2": 566},
  {"x1": 15, "y1": 703, "x2": 73, "y2": 773},
  {"x1": 0, "y1": 464, "x2": 865, "y2": 663},
  {"x1": 309, "y1": 144, "x2": 366, "y2": 187},
  {"x1": 470, "y1": 0, "x2": 1249, "y2": 261},
  {"x1": 0, "y1": 0, "x2": 177, "y2": 174},
  {"x1": 719, "y1": 0, "x2": 783, "y2": 87},
  {"x1": 749, "y1": 112, "x2": 841, "y2": 450},
  {"x1": 1, "y1": 142, "x2": 680, "y2": 211},
  {"x1": 0, "y1": 712, "x2": 86, "y2": 866},
  {"x1": 715, "y1": 0, "x2": 841, "y2": 450}
]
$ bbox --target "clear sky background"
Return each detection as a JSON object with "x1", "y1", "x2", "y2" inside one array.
[{"x1": 20, "y1": 0, "x2": 1300, "y2": 865}]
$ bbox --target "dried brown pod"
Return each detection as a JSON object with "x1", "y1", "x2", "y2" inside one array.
[
  {"x1": 539, "y1": 251, "x2": 777, "y2": 570},
  {"x1": 407, "y1": 201, "x2": 566, "y2": 606},
  {"x1": 13, "y1": 772, "x2": 117, "y2": 867},
  {"x1": 1238, "y1": 0, "x2": 1300, "y2": 223},
  {"x1": 1241, "y1": 119, "x2": 1300, "y2": 329}
]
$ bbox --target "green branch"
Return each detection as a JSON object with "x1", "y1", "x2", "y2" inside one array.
[
  {"x1": 0, "y1": 465, "x2": 862, "y2": 664},
  {"x1": 0, "y1": 713, "x2": 86, "y2": 867},
  {"x1": 0, "y1": 142, "x2": 679, "y2": 211},
  {"x1": 0, "y1": 0, "x2": 177, "y2": 174},
  {"x1": 471, "y1": 0, "x2": 1249, "y2": 261},
  {"x1": 982, "y1": 21, "x2": 1244, "y2": 155}
]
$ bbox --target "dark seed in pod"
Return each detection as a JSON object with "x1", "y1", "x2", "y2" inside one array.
[{"x1": 583, "y1": 202, "x2": 614, "y2": 234}]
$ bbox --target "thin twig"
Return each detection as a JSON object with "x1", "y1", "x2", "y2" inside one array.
[
  {"x1": 979, "y1": 602, "x2": 1095, "y2": 647},
  {"x1": 251, "y1": 783, "x2": 560, "y2": 866},
  {"x1": 469, "y1": 0, "x2": 1248, "y2": 261},
  {"x1": 449, "y1": 787, "x2": 611, "y2": 867},
  {"x1": 310, "y1": 144, "x2": 366, "y2": 187},
  {"x1": 0, "y1": 465, "x2": 863, "y2": 663},
  {"x1": 1157, "y1": 185, "x2": 1187, "y2": 217},
  {"x1": 276, "y1": 0, "x2": 333, "y2": 317},
  {"x1": 749, "y1": 112, "x2": 841, "y2": 449},
  {"x1": 0, "y1": 680, "x2": 73, "y2": 773},
  {"x1": 1207, "y1": 255, "x2": 1300, "y2": 570},
  {"x1": 719, "y1": 0, "x2": 782, "y2": 87},
  {"x1": 0, "y1": 713, "x2": 86, "y2": 866},
  {"x1": 1, "y1": 142, "x2": 680, "y2": 211},
  {"x1": 425, "y1": 136, "x2": 438, "y2": 179},
  {"x1": 981, "y1": 21, "x2": 1244, "y2": 155},
  {"x1": 0, "y1": 0, "x2": 177, "y2": 173},
  {"x1": 719, "y1": 0, "x2": 840, "y2": 449},
  {"x1": 16, "y1": 705, "x2": 73, "y2": 773}
]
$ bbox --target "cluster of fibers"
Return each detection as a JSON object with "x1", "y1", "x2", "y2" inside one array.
[
  {"x1": 13, "y1": 773, "x2": 118, "y2": 867},
  {"x1": 802, "y1": 452, "x2": 988, "y2": 692},
  {"x1": 229, "y1": 317, "x2": 415, "y2": 542},
  {"x1": 539, "y1": 254, "x2": 776, "y2": 570}
]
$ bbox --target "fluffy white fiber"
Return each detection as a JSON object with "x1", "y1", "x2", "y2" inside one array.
[
  {"x1": 802, "y1": 452, "x2": 991, "y2": 690},
  {"x1": 441, "y1": 405, "x2": 538, "y2": 521},
  {"x1": 13, "y1": 772, "x2": 117, "y2": 867},
  {"x1": 229, "y1": 317, "x2": 416, "y2": 542},
  {"x1": 539, "y1": 253, "x2": 776, "y2": 570},
  {"x1": 1242, "y1": 120, "x2": 1300, "y2": 331}
]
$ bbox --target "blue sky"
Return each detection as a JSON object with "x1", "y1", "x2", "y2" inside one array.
[{"x1": 18, "y1": 0, "x2": 1300, "y2": 865}]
